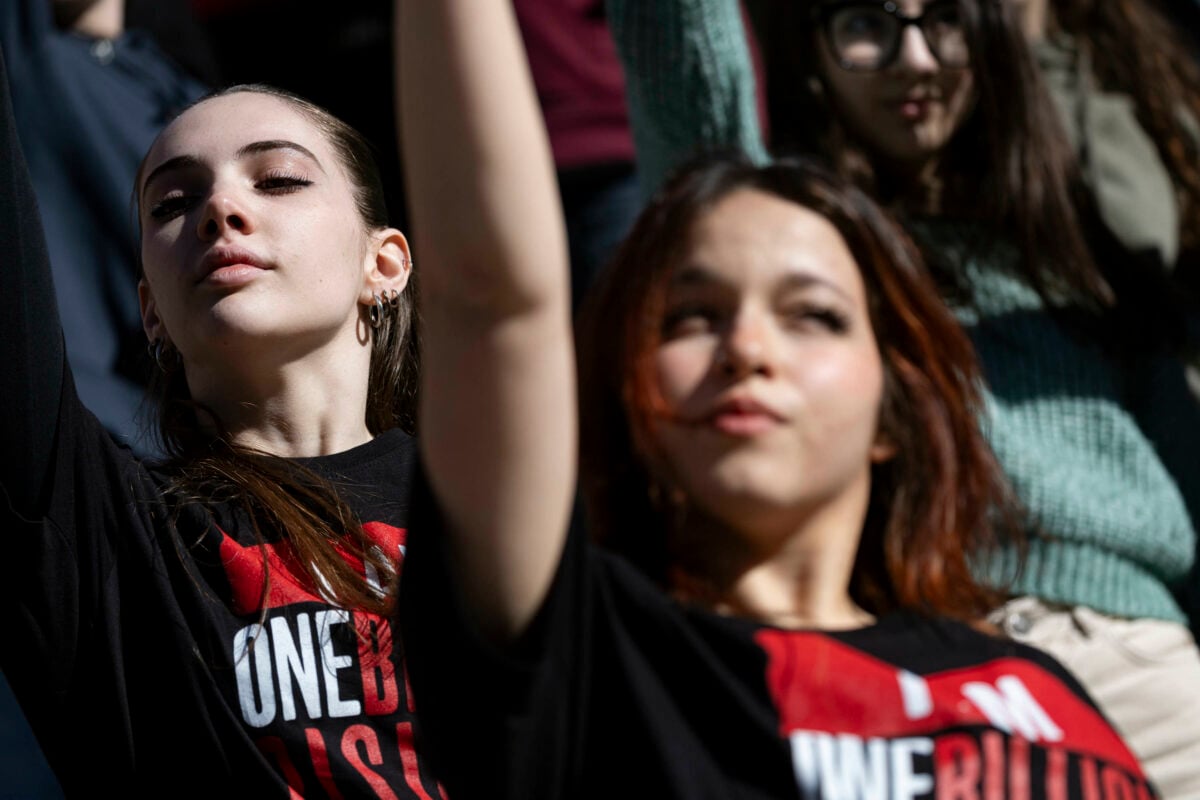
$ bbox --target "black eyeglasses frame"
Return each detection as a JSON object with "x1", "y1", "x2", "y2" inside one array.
[{"x1": 812, "y1": 0, "x2": 968, "y2": 73}]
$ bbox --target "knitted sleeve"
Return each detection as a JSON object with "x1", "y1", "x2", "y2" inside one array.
[{"x1": 607, "y1": 0, "x2": 769, "y2": 198}]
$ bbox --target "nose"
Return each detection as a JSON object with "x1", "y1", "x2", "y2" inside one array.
[
  {"x1": 718, "y1": 312, "x2": 776, "y2": 379},
  {"x1": 197, "y1": 191, "x2": 254, "y2": 241},
  {"x1": 893, "y1": 24, "x2": 938, "y2": 75}
]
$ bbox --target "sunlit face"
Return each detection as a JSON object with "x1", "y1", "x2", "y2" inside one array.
[
  {"x1": 815, "y1": 0, "x2": 976, "y2": 173},
  {"x1": 137, "y1": 92, "x2": 376, "y2": 366},
  {"x1": 652, "y1": 188, "x2": 890, "y2": 538}
]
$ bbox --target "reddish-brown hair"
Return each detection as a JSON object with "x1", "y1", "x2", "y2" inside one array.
[{"x1": 577, "y1": 156, "x2": 1019, "y2": 620}]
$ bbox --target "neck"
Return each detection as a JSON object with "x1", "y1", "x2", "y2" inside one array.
[
  {"x1": 878, "y1": 158, "x2": 943, "y2": 217},
  {"x1": 182, "y1": 336, "x2": 374, "y2": 459},
  {"x1": 59, "y1": 0, "x2": 125, "y2": 39},
  {"x1": 672, "y1": 479, "x2": 876, "y2": 630}
]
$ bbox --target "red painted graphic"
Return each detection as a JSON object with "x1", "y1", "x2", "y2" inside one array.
[
  {"x1": 214, "y1": 521, "x2": 445, "y2": 798},
  {"x1": 218, "y1": 521, "x2": 405, "y2": 616},
  {"x1": 756, "y1": 630, "x2": 1155, "y2": 798}
]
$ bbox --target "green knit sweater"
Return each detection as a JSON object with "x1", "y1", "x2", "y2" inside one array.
[{"x1": 607, "y1": 0, "x2": 1200, "y2": 624}]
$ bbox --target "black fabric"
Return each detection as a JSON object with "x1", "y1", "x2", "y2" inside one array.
[
  {"x1": 0, "y1": 47, "x2": 439, "y2": 796},
  {"x1": 0, "y1": 0, "x2": 205, "y2": 456},
  {"x1": 402, "y1": 465, "x2": 1160, "y2": 799}
]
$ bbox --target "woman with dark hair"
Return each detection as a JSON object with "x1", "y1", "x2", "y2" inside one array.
[
  {"x1": 0, "y1": 50, "x2": 441, "y2": 793},
  {"x1": 607, "y1": 0, "x2": 1200, "y2": 792},
  {"x1": 395, "y1": 2, "x2": 1154, "y2": 795}
]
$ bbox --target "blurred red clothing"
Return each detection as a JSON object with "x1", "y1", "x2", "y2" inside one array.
[{"x1": 513, "y1": 0, "x2": 635, "y2": 169}]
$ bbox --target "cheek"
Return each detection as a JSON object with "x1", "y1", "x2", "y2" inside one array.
[
  {"x1": 823, "y1": 78, "x2": 884, "y2": 148},
  {"x1": 784, "y1": 343, "x2": 886, "y2": 437},
  {"x1": 140, "y1": 219, "x2": 190, "y2": 275},
  {"x1": 292, "y1": 212, "x2": 368, "y2": 287},
  {"x1": 940, "y1": 70, "x2": 976, "y2": 134},
  {"x1": 139, "y1": 238, "x2": 177, "y2": 297},
  {"x1": 654, "y1": 339, "x2": 716, "y2": 411}
]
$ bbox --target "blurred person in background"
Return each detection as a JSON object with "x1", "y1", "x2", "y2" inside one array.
[
  {"x1": 513, "y1": 0, "x2": 641, "y2": 309},
  {"x1": 0, "y1": 0, "x2": 207, "y2": 455},
  {"x1": 1013, "y1": 0, "x2": 1200, "y2": 402}
]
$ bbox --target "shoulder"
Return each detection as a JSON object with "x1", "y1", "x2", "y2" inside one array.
[{"x1": 832, "y1": 612, "x2": 1082, "y2": 685}]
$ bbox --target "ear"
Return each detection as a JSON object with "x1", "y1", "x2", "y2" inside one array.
[
  {"x1": 138, "y1": 278, "x2": 166, "y2": 343},
  {"x1": 869, "y1": 431, "x2": 897, "y2": 464},
  {"x1": 361, "y1": 228, "x2": 412, "y2": 304}
]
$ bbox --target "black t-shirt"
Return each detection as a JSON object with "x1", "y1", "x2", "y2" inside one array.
[
  {"x1": 401, "y1": 469, "x2": 1158, "y2": 799},
  {"x1": 4, "y1": 410, "x2": 446, "y2": 797},
  {"x1": 0, "y1": 46, "x2": 441, "y2": 797}
]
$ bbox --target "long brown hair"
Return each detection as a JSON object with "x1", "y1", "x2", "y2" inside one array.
[
  {"x1": 1052, "y1": 0, "x2": 1200, "y2": 273},
  {"x1": 577, "y1": 156, "x2": 1019, "y2": 621},
  {"x1": 758, "y1": 0, "x2": 1116, "y2": 312},
  {"x1": 137, "y1": 85, "x2": 420, "y2": 617}
]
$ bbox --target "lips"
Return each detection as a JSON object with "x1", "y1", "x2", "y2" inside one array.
[
  {"x1": 895, "y1": 91, "x2": 939, "y2": 121},
  {"x1": 701, "y1": 396, "x2": 786, "y2": 437},
  {"x1": 197, "y1": 246, "x2": 272, "y2": 285}
]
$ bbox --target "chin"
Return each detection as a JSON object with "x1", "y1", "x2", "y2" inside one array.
[
  {"x1": 687, "y1": 462, "x2": 807, "y2": 520},
  {"x1": 203, "y1": 309, "x2": 286, "y2": 342}
]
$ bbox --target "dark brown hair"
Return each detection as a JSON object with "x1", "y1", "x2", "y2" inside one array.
[
  {"x1": 758, "y1": 0, "x2": 1116, "y2": 312},
  {"x1": 577, "y1": 156, "x2": 1018, "y2": 621},
  {"x1": 137, "y1": 85, "x2": 419, "y2": 617},
  {"x1": 1052, "y1": 0, "x2": 1200, "y2": 276}
]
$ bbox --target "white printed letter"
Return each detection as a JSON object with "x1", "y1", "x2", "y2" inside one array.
[
  {"x1": 270, "y1": 613, "x2": 322, "y2": 721},
  {"x1": 889, "y1": 737, "x2": 934, "y2": 800},
  {"x1": 962, "y1": 676, "x2": 1064, "y2": 742},
  {"x1": 316, "y1": 609, "x2": 362, "y2": 718},
  {"x1": 233, "y1": 624, "x2": 277, "y2": 727}
]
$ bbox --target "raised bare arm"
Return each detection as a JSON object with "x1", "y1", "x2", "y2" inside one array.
[{"x1": 396, "y1": 1, "x2": 576, "y2": 642}]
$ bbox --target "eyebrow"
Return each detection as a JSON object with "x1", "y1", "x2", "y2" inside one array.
[
  {"x1": 670, "y1": 264, "x2": 855, "y2": 302},
  {"x1": 140, "y1": 139, "x2": 325, "y2": 199}
]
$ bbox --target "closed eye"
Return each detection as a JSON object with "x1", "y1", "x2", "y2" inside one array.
[
  {"x1": 147, "y1": 193, "x2": 197, "y2": 222},
  {"x1": 257, "y1": 172, "x2": 313, "y2": 193},
  {"x1": 782, "y1": 304, "x2": 850, "y2": 333},
  {"x1": 661, "y1": 304, "x2": 725, "y2": 339}
]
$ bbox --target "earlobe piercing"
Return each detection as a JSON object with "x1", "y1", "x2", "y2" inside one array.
[
  {"x1": 368, "y1": 287, "x2": 404, "y2": 331},
  {"x1": 368, "y1": 293, "x2": 387, "y2": 329},
  {"x1": 147, "y1": 338, "x2": 178, "y2": 371}
]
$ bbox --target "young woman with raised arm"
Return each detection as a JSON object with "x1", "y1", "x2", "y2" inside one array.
[
  {"x1": 605, "y1": 1, "x2": 1200, "y2": 791},
  {"x1": 0, "y1": 42, "x2": 444, "y2": 793},
  {"x1": 395, "y1": 3, "x2": 1156, "y2": 797}
]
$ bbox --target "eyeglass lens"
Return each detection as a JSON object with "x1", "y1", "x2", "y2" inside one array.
[{"x1": 827, "y1": 2, "x2": 968, "y2": 70}]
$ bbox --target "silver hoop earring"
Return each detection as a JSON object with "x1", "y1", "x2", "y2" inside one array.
[
  {"x1": 147, "y1": 338, "x2": 174, "y2": 371},
  {"x1": 388, "y1": 288, "x2": 401, "y2": 308},
  {"x1": 369, "y1": 293, "x2": 386, "y2": 329}
]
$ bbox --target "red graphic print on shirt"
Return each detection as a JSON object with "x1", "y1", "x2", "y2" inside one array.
[
  {"x1": 217, "y1": 522, "x2": 445, "y2": 799},
  {"x1": 756, "y1": 630, "x2": 1155, "y2": 799}
]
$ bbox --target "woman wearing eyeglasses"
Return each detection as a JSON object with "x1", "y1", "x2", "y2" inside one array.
[{"x1": 609, "y1": 0, "x2": 1200, "y2": 793}]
